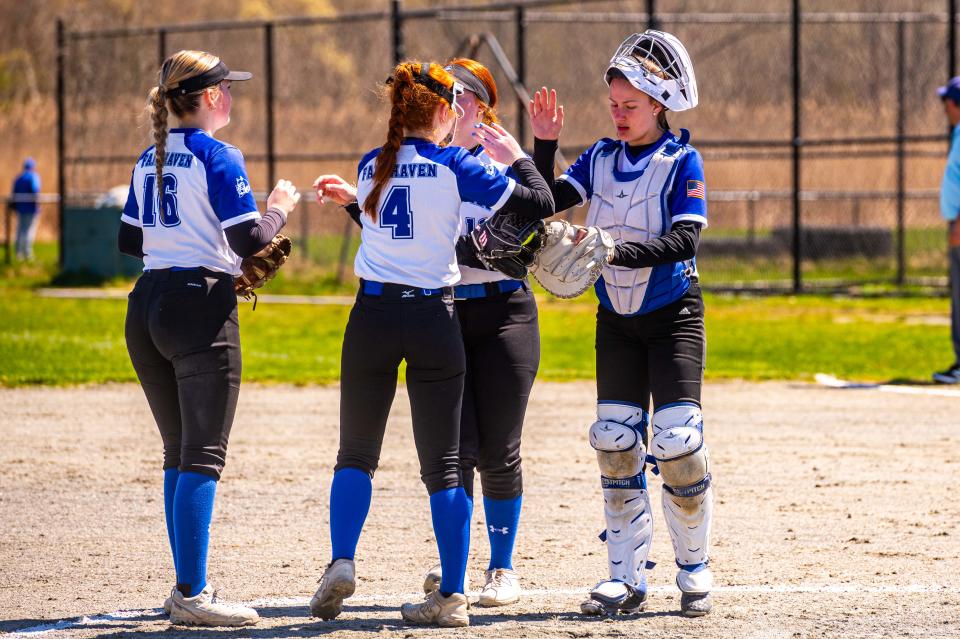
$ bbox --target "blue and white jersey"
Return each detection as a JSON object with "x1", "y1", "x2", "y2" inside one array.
[
  {"x1": 560, "y1": 130, "x2": 706, "y2": 316},
  {"x1": 458, "y1": 147, "x2": 517, "y2": 285},
  {"x1": 121, "y1": 128, "x2": 260, "y2": 274},
  {"x1": 355, "y1": 137, "x2": 516, "y2": 289}
]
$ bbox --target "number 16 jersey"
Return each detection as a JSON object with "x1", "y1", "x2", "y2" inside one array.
[
  {"x1": 121, "y1": 127, "x2": 261, "y2": 274},
  {"x1": 355, "y1": 137, "x2": 517, "y2": 289}
]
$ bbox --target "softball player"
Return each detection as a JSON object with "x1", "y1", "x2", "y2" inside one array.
[
  {"x1": 118, "y1": 49, "x2": 300, "y2": 627},
  {"x1": 317, "y1": 58, "x2": 540, "y2": 608},
  {"x1": 308, "y1": 61, "x2": 553, "y2": 628},
  {"x1": 528, "y1": 31, "x2": 714, "y2": 617}
]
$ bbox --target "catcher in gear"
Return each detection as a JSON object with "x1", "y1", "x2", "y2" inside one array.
[
  {"x1": 117, "y1": 50, "x2": 300, "y2": 627},
  {"x1": 528, "y1": 31, "x2": 714, "y2": 617}
]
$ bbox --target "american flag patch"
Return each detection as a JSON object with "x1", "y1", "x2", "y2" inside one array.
[{"x1": 687, "y1": 180, "x2": 705, "y2": 199}]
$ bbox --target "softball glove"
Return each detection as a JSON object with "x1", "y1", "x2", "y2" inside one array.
[
  {"x1": 468, "y1": 212, "x2": 545, "y2": 280},
  {"x1": 234, "y1": 234, "x2": 292, "y2": 307},
  {"x1": 531, "y1": 220, "x2": 615, "y2": 299}
]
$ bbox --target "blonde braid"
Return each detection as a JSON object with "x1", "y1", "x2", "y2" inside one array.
[
  {"x1": 144, "y1": 50, "x2": 221, "y2": 201},
  {"x1": 148, "y1": 85, "x2": 168, "y2": 200}
]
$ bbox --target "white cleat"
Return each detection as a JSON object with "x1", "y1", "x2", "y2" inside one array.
[
  {"x1": 169, "y1": 584, "x2": 259, "y2": 627},
  {"x1": 421, "y1": 562, "x2": 470, "y2": 595},
  {"x1": 310, "y1": 558, "x2": 356, "y2": 620},
  {"x1": 162, "y1": 586, "x2": 175, "y2": 615},
  {"x1": 401, "y1": 590, "x2": 469, "y2": 627},
  {"x1": 580, "y1": 580, "x2": 647, "y2": 616},
  {"x1": 478, "y1": 568, "x2": 520, "y2": 607}
]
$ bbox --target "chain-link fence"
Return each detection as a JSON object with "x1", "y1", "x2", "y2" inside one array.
[{"x1": 52, "y1": 0, "x2": 960, "y2": 291}]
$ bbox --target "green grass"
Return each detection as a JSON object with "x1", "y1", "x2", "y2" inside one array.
[
  {"x1": 0, "y1": 287, "x2": 952, "y2": 386},
  {"x1": 0, "y1": 237, "x2": 953, "y2": 386},
  {"x1": 7, "y1": 228, "x2": 950, "y2": 298}
]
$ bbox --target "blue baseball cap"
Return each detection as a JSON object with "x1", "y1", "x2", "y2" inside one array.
[
  {"x1": 938, "y1": 76, "x2": 960, "y2": 102},
  {"x1": 23, "y1": 157, "x2": 35, "y2": 170}
]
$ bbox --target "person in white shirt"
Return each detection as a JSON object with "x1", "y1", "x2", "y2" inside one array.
[
  {"x1": 308, "y1": 60, "x2": 553, "y2": 628},
  {"x1": 318, "y1": 57, "x2": 544, "y2": 609},
  {"x1": 118, "y1": 49, "x2": 300, "y2": 627}
]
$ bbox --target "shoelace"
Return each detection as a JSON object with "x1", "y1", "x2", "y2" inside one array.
[{"x1": 489, "y1": 570, "x2": 510, "y2": 588}]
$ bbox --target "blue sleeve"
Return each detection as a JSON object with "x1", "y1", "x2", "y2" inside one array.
[
  {"x1": 559, "y1": 143, "x2": 598, "y2": 205},
  {"x1": 667, "y1": 149, "x2": 707, "y2": 226},
  {"x1": 358, "y1": 148, "x2": 379, "y2": 180},
  {"x1": 206, "y1": 146, "x2": 259, "y2": 226},
  {"x1": 121, "y1": 172, "x2": 140, "y2": 225},
  {"x1": 455, "y1": 150, "x2": 516, "y2": 212}
]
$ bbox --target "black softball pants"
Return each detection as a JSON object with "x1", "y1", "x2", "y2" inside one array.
[
  {"x1": 336, "y1": 287, "x2": 466, "y2": 494},
  {"x1": 125, "y1": 268, "x2": 241, "y2": 480},
  {"x1": 456, "y1": 285, "x2": 540, "y2": 500},
  {"x1": 596, "y1": 283, "x2": 705, "y2": 411}
]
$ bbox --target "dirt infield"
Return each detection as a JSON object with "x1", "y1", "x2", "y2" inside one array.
[{"x1": 1, "y1": 381, "x2": 957, "y2": 638}]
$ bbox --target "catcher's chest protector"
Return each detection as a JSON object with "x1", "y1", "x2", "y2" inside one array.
[{"x1": 586, "y1": 141, "x2": 685, "y2": 315}]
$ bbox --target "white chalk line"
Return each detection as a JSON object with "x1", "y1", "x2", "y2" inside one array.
[
  {"x1": 815, "y1": 373, "x2": 960, "y2": 397},
  {"x1": 4, "y1": 584, "x2": 954, "y2": 638}
]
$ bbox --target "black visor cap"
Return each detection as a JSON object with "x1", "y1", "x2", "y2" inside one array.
[{"x1": 167, "y1": 61, "x2": 252, "y2": 96}]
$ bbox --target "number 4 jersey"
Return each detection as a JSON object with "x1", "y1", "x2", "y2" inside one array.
[
  {"x1": 121, "y1": 127, "x2": 261, "y2": 274},
  {"x1": 355, "y1": 137, "x2": 517, "y2": 289}
]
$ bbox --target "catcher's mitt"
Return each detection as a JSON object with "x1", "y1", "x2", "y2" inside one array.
[
  {"x1": 531, "y1": 221, "x2": 615, "y2": 299},
  {"x1": 234, "y1": 234, "x2": 292, "y2": 308},
  {"x1": 469, "y1": 212, "x2": 545, "y2": 279}
]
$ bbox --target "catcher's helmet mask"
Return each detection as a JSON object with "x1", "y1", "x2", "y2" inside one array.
[{"x1": 605, "y1": 30, "x2": 698, "y2": 113}]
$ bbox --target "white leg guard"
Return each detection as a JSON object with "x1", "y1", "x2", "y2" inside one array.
[
  {"x1": 589, "y1": 402, "x2": 653, "y2": 602},
  {"x1": 651, "y1": 403, "x2": 714, "y2": 594}
]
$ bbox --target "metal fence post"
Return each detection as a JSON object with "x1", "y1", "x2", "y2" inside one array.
[
  {"x1": 299, "y1": 197, "x2": 309, "y2": 262},
  {"x1": 391, "y1": 0, "x2": 404, "y2": 65},
  {"x1": 336, "y1": 214, "x2": 355, "y2": 284},
  {"x1": 265, "y1": 23, "x2": 276, "y2": 189},
  {"x1": 647, "y1": 0, "x2": 657, "y2": 30},
  {"x1": 896, "y1": 19, "x2": 906, "y2": 285},
  {"x1": 791, "y1": 0, "x2": 802, "y2": 293},
  {"x1": 158, "y1": 29, "x2": 166, "y2": 66},
  {"x1": 4, "y1": 204, "x2": 11, "y2": 265},
  {"x1": 56, "y1": 17, "x2": 66, "y2": 269},
  {"x1": 515, "y1": 6, "x2": 526, "y2": 146},
  {"x1": 950, "y1": 0, "x2": 957, "y2": 79}
]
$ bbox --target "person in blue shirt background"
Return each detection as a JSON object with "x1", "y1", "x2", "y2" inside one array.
[
  {"x1": 934, "y1": 77, "x2": 960, "y2": 384},
  {"x1": 10, "y1": 157, "x2": 41, "y2": 260}
]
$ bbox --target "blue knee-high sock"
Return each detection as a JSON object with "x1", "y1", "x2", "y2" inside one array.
[
  {"x1": 430, "y1": 487, "x2": 471, "y2": 595},
  {"x1": 484, "y1": 495, "x2": 522, "y2": 571},
  {"x1": 330, "y1": 468, "x2": 372, "y2": 561},
  {"x1": 173, "y1": 471, "x2": 217, "y2": 597},
  {"x1": 163, "y1": 468, "x2": 180, "y2": 575}
]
